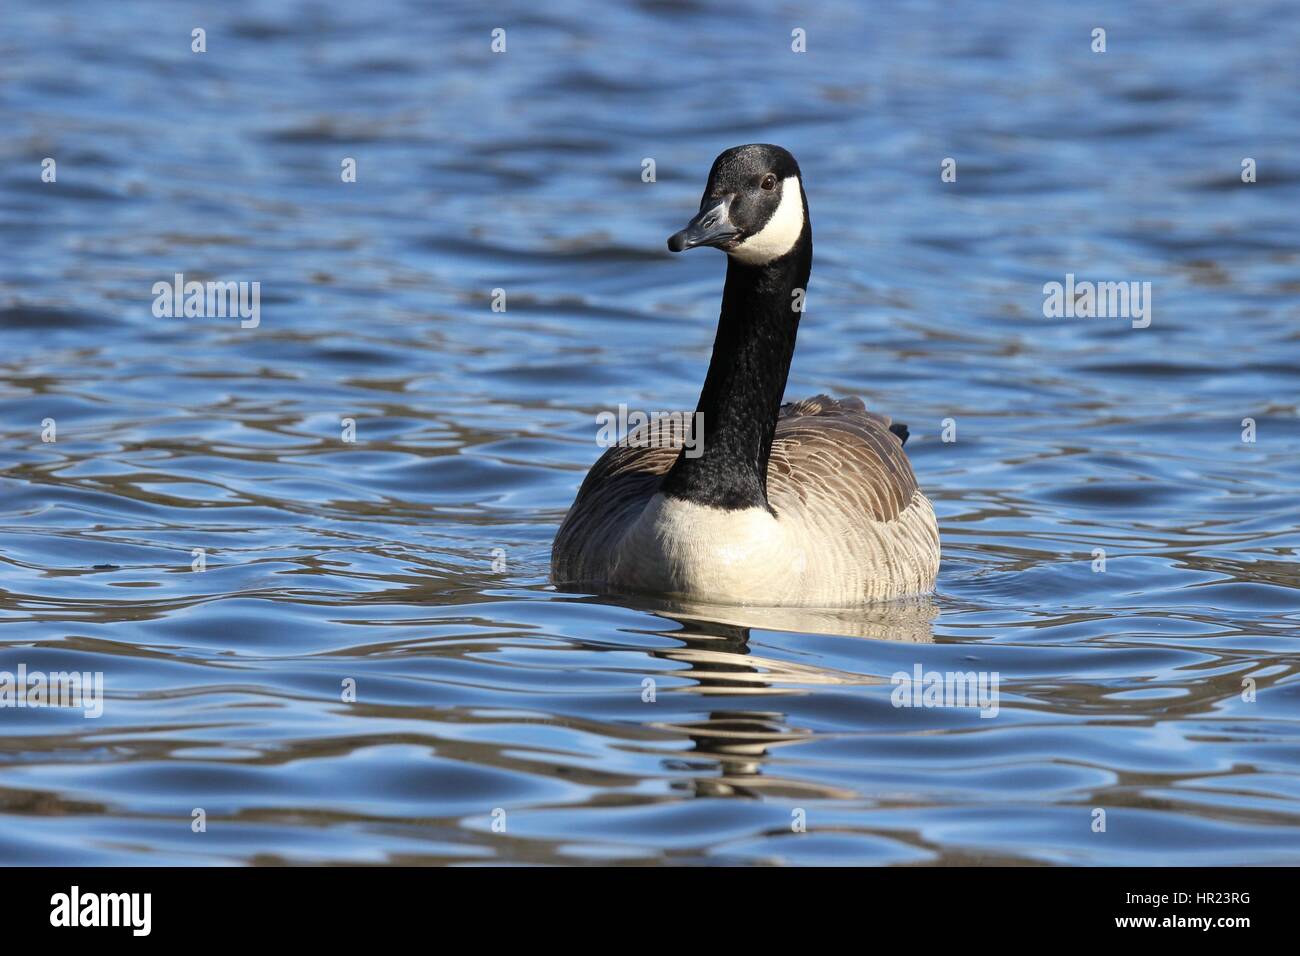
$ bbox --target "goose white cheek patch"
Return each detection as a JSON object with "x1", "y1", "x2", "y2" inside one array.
[{"x1": 729, "y1": 177, "x2": 804, "y2": 265}]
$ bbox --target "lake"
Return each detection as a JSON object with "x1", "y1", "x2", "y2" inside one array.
[{"x1": 1, "y1": 0, "x2": 1298, "y2": 865}]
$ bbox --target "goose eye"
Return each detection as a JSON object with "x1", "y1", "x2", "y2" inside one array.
[{"x1": 760, "y1": 174, "x2": 777, "y2": 191}]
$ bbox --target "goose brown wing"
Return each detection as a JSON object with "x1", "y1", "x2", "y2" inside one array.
[
  {"x1": 768, "y1": 394, "x2": 918, "y2": 523},
  {"x1": 551, "y1": 418, "x2": 684, "y2": 581}
]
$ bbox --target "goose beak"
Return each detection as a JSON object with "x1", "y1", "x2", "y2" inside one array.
[{"x1": 667, "y1": 198, "x2": 738, "y2": 252}]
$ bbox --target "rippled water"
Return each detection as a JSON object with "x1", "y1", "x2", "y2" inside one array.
[{"x1": 2, "y1": 0, "x2": 1299, "y2": 865}]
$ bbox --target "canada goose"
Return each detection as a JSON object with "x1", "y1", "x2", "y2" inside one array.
[{"x1": 552, "y1": 144, "x2": 939, "y2": 606}]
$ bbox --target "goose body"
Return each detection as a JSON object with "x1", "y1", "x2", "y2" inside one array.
[{"x1": 552, "y1": 145, "x2": 939, "y2": 606}]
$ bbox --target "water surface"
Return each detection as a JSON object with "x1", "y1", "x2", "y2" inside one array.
[{"x1": 2, "y1": 0, "x2": 1299, "y2": 865}]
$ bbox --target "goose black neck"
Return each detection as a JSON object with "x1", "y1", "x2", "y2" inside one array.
[{"x1": 660, "y1": 230, "x2": 812, "y2": 511}]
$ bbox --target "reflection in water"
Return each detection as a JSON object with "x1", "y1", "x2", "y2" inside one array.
[
  {"x1": 626, "y1": 599, "x2": 936, "y2": 801},
  {"x1": 640, "y1": 595, "x2": 940, "y2": 644}
]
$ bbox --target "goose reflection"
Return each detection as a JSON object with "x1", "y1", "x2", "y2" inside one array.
[{"x1": 608, "y1": 595, "x2": 938, "y2": 799}]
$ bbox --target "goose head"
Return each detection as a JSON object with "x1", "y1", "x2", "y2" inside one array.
[{"x1": 667, "y1": 144, "x2": 808, "y2": 266}]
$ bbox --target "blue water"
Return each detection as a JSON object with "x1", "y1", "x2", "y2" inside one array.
[{"x1": 2, "y1": 0, "x2": 1299, "y2": 865}]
